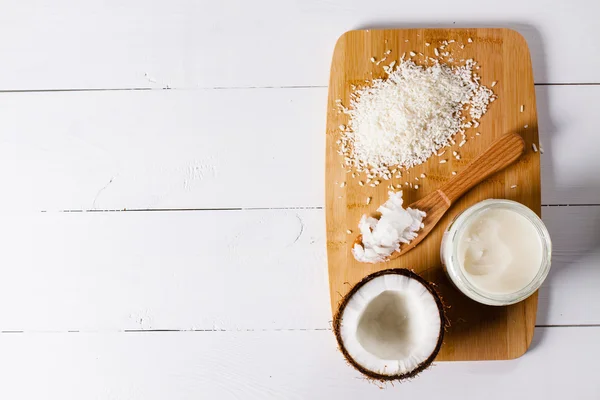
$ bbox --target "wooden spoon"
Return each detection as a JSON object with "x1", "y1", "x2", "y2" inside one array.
[{"x1": 355, "y1": 132, "x2": 526, "y2": 261}]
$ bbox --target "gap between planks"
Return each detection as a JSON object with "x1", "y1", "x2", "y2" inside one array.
[
  {"x1": 53, "y1": 207, "x2": 324, "y2": 213},
  {"x1": 1, "y1": 82, "x2": 599, "y2": 95},
  {"x1": 2, "y1": 324, "x2": 599, "y2": 334},
  {"x1": 41, "y1": 204, "x2": 600, "y2": 213}
]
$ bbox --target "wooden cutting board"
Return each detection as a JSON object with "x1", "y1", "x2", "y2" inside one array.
[{"x1": 325, "y1": 28, "x2": 540, "y2": 361}]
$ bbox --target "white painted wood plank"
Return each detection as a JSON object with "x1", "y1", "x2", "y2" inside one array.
[
  {"x1": 0, "y1": 1, "x2": 599, "y2": 90},
  {"x1": 0, "y1": 88, "x2": 327, "y2": 211},
  {"x1": 538, "y1": 85, "x2": 600, "y2": 205},
  {"x1": 0, "y1": 85, "x2": 598, "y2": 211},
  {"x1": 0, "y1": 328, "x2": 597, "y2": 399},
  {"x1": 0, "y1": 210, "x2": 330, "y2": 331},
  {"x1": 538, "y1": 206, "x2": 600, "y2": 326},
  {"x1": 0, "y1": 206, "x2": 595, "y2": 331}
]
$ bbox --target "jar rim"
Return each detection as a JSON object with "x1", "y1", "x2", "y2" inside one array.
[{"x1": 442, "y1": 199, "x2": 552, "y2": 306}]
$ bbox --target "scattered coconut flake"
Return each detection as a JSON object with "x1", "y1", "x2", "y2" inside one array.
[
  {"x1": 439, "y1": 159, "x2": 447, "y2": 164},
  {"x1": 425, "y1": 42, "x2": 431, "y2": 46},
  {"x1": 434, "y1": 48, "x2": 440, "y2": 56},
  {"x1": 370, "y1": 57, "x2": 376, "y2": 63},
  {"x1": 420, "y1": 173, "x2": 426, "y2": 178},
  {"x1": 524, "y1": 125, "x2": 529, "y2": 128},
  {"x1": 359, "y1": 181, "x2": 364, "y2": 186},
  {"x1": 339, "y1": 58, "x2": 494, "y2": 178},
  {"x1": 409, "y1": 51, "x2": 416, "y2": 57},
  {"x1": 414, "y1": 184, "x2": 419, "y2": 189},
  {"x1": 476, "y1": 132, "x2": 481, "y2": 136},
  {"x1": 491, "y1": 81, "x2": 497, "y2": 87},
  {"x1": 353, "y1": 191, "x2": 426, "y2": 263},
  {"x1": 451, "y1": 171, "x2": 457, "y2": 175},
  {"x1": 438, "y1": 150, "x2": 446, "y2": 156},
  {"x1": 510, "y1": 185, "x2": 517, "y2": 189},
  {"x1": 459, "y1": 140, "x2": 466, "y2": 147},
  {"x1": 540, "y1": 146, "x2": 544, "y2": 154},
  {"x1": 456, "y1": 155, "x2": 461, "y2": 160},
  {"x1": 532, "y1": 143, "x2": 538, "y2": 153},
  {"x1": 340, "y1": 182, "x2": 346, "y2": 188},
  {"x1": 347, "y1": 230, "x2": 353, "y2": 234},
  {"x1": 467, "y1": 37, "x2": 473, "y2": 43},
  {"x1": 520, "y1": 105, "x2": 525, "y2": 112},
  {"x1": 366, "y1": 197, "x2": 372, "y2": 205}
]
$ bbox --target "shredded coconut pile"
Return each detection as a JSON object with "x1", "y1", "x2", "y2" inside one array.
[
  {"x1": 353, "y1": 191, "x2": 426, "y2": 263},
  {"x1": 339, "y1": 59, "x2": 494, "y2": 179}
]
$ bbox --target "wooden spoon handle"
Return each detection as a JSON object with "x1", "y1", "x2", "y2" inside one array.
[{"x1": 439, "y1": 132, "x2": 526, "y2": 204}]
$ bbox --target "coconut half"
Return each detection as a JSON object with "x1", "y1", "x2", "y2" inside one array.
[{"x1": 333, "y1": 268, "x2": 445, "y2": 381}]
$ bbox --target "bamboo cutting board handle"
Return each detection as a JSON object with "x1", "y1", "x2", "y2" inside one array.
[{"x1": 439, "y1": 133, "x2": 526, "y2": 204}]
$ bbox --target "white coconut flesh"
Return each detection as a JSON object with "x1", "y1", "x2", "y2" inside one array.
[{"x1": 338, "y1": 273, "x2": 442, "y2": 377}]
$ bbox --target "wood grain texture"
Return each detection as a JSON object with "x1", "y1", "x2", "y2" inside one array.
[
  {"x1": 538, "y1": 205, "x2": 600, "y2": 326},
  {"x1": 0, "y1": 210, "x2": 329, "y2": 332},
  {"x1": 438, "y1": 133, "x2": 525, "y2": 203},
  {"x1": 0, "y1": 0, "x2": 599, "y2": 89},
  {"x1": 378, "y1": 133, "x2": 526, "y2": 259},
  {"x1": 0, "y1": 328, "x2": 597, "y2": 400},
  {"x1": 326, "y1": 28, "x2": 540, "y2": 361},
  {"x1": 0, "y1": 89, "x2": 326, "y2": 211},
  {"x1": 0, "y1": 2, "x2": 598, "y2": 396},
  {"x1": 0, "y1": 85, "x2": 597, "y2": 211},
  {"x1": 0, "y1": 206, "x2": 595, "y2": 332}
]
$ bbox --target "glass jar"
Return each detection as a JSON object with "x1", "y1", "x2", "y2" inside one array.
[{"x1": 440, "y1": 199, "x2": 552, "y2": 306}]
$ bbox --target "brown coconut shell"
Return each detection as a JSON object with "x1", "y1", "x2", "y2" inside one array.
[{"x1": 333, "y1": 268, "x2": 446, "y2": 382}]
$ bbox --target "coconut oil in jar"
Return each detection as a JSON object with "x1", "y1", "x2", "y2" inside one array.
[{"x1": 441, "y1": 199, "x2": 552, "y2": 306}]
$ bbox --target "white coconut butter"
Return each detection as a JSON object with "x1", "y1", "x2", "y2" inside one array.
[
  {"x1": 441, "y1": 199, "x2": 552, "y2": 306},
  {"x1": 457, "y1": 207, "x2": 542, "y2": 294}
]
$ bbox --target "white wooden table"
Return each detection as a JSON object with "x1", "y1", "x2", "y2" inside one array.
[{"x1": 1, "y1": 1, "x2": 599, "y2": 398}]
